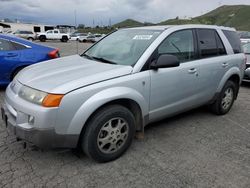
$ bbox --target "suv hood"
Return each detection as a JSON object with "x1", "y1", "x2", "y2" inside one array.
[{"x1": 17, "y1": 55, "x2": 133, "y2": 94}]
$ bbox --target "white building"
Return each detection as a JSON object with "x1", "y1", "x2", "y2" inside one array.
[
  {"x1": 0, "y1": 22, "x2": 76, "y2": 34},
  {"x1": 0, "y1": 22, "x2": 54, "y2": 33}
]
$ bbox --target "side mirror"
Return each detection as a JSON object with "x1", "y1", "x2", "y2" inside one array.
[{"x1": 150, "y1": 54, "x2": 180, "y2": 69}]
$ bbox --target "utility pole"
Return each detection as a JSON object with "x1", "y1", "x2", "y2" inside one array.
[{"x1": 74, "y1": 10, "x2": 79, "y2": 54}]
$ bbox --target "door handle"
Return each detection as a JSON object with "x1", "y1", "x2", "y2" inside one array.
[
  {"x1": 6, "y1": 53, "x2": 18, "y2": 57},
  {"x1": 188, "y1": 68, "x2": 197, "y2": 74},
  {"x1": 222, "y1": 62, "x2": 229, "y2": 68}
]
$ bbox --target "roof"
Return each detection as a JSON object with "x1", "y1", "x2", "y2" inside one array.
[{"x1": 124, "y1": 24, "x2": 236, "y2": 31}]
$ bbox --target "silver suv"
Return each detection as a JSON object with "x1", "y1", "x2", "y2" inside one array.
[
  {"x1": 13, "y1": 30, "x2": 36, "y2": 41},
  {"x1": 1, "y1": 25, "x2": 246, "y2": 162}
]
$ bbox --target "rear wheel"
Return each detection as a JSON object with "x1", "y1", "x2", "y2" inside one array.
[
  {"x1": 27, "y1": 37, "x2": 34, "y2": 41},
  {"x1": 81, "y1": 105, "x2": 135, "y2": 162},
  {"x1": 210, "y1": 80, "x2": 237, "y2": 115},
  {"x1": 39, "y1": 36, "x2": 46, "y2": 42},
  {"x1": 11, "y1": 67, "x2": 25, "y2": 80},
  {"x1": 61, "y1": 36, "x2": 68, "y2": 42}
]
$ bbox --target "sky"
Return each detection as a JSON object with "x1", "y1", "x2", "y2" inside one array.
[{"x1": 0, "y1": 0, "x2": 250, "y2": 26}]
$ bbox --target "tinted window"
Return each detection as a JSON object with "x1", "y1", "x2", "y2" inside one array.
[
  {"x1": 197, "y1": 29, "x2": 218, "y2": 58},
  {"x1": 0, "y1": 39, "x2": 15, "y2": 51},
  {"x1": 158, "y1": 29, "x2": 195, "y2": 62},
  {"x1": 215, "y1": 32, "x2": 227, "y2": 55},
  {"x1": 54, "y1": 31, "x2": 59, "y2": 34},
  {"x1": 222, "y1": 30, "x2": 242, "y2": 54},
  {"x1": 11, "y1": 42, "x2": 27, "y2": 50}
]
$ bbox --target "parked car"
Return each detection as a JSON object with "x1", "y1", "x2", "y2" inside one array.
[
  {"x1": 1, "y1": 25, "x2": 245, "y2": 162},
  {"x1": 0, "y1": 34, "x2": 59, "y2": 85},
  {"x1": 70, "y1": 33, "x2": 88, "y2": 41},
  {"x1": 37, "y1": 29, "x2": 70, "y2": 42},
  {"x1": 12, "y1": 30, "x2": 36, "y2": 41},
  {"x1": 83, "y1": 34, "x2": 105, "y2": 43},
  {"x1": 78, "y1": 33, "x2": 90, "y2": 42},
  {"x1": 238, "y1": 31, "x2": 250, "y2": 44},
  {"x1": 243, "y1": 42, "x2": 250, "y2": 81}
]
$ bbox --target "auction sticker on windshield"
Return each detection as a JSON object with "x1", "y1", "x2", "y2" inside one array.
[{"x1": 133, "y1": 35, "x2": 153, "y2": 40}]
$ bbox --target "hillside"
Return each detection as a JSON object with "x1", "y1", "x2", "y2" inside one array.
[
  {"x1": 114, "y1": 5, "x2": 250, "y2": 31},
  {"x1": 113, "y1": 19, "x2": 144, "y2": 28}
]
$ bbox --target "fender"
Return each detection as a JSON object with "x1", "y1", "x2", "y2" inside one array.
[
  {"x1": 216, "y1": 67, "x2": 241, "y2": 93},
  {"x1": 66, "y1": 87, "x2": 149, "y2": 135}
]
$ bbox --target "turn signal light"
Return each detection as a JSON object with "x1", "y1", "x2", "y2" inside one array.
[{"x1": 42, "y1": 94, "x2": 64, "y2": 107}]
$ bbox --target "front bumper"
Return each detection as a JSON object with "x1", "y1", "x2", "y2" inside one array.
[{"x1": 1, "y1": 83, "x2": 78, "y2": 149}]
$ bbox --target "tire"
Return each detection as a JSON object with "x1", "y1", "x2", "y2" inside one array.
[
  {"x1": 81, "y1": 105, "x2": 136, "y2": 162},
  {"x1": 210, "y1": 80, "x2": 237, "y2": 115},
  {"x1": 39, "y1": 36, "x2": 46, "y2": 42},
  {"x1": 61, "y1": 36, "x2": 68, "y2": 42},
  {"x1": 27, "y1": 37, "x2": 34, "y2": 41},
  {"x1": 11, "y1": 67, "x2": 25, "y2": 80}
]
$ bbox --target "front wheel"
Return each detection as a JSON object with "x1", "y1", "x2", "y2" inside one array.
[
  {"x1": 210, "y1": 80, "x2": 237, "y2": 115},
  {"x1": 81, "y1": 105, "x2": 135, "y2": 162}
]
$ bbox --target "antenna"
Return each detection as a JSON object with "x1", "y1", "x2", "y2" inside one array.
[{"x1": 74, "y1": 9, "x2": 79, "y2": 54}]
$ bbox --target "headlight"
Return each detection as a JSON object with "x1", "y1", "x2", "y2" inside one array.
[
  {"x1": 19, "y1": 85, "x2": 64, "y2": 107},
  {"x1": 19, "y1": 85, "x2": 47, "y2": 105}
]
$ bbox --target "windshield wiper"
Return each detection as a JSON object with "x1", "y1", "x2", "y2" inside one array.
[
  {"x1": 81, "y1": 53, "x2": 93, "y2": 60},
  {"x1": 91, "y1": 56, "x2": 117, "y2": 64}
]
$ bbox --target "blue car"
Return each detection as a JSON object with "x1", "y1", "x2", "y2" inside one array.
[{"x1": 0, "y1": 34, "x2": 59, "y2": 85}]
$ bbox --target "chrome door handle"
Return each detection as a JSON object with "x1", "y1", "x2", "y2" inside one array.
[
  {"x1": 222, "y1": 62, "x2": 229, "y2": 68},
  {"x1": 188, "y1": 68, "x2": 197, "y2": 74}
]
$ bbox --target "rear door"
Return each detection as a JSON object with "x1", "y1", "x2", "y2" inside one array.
[
  {"x1": 194, "y1": 28, "x2": 228, "y2": 100},
  {"x1": 53, "y1": 30, "x2": 61, "y2": 39}
]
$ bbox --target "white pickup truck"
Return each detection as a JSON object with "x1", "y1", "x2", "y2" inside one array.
[{"x1": 37, "y1": 29, "x2": 70, "y2": 42}]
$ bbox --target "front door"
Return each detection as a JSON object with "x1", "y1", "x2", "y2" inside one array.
[{"x1": 149, "y1": 29, "x2": 201, "y2": 122}]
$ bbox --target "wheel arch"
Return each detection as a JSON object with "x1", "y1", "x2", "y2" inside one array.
[
  {"x1": 10, "y1": 65, "x2": 29, "y2": 81},
  {"x1": 216, "y1": 67, "x2": 241, "y2": 95},
  {"x1": 66, "y1": 87, "x2": 148, "y2": 145}
]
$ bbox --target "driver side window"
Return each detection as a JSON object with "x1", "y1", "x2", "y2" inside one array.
[{"x1": 158, "y1": 30, "x2": 195, "y2": 62}]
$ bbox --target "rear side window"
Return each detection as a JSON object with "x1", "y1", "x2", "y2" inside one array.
[
  {"x1": 197, "y1": 29, "x2": 222, "y2": 58},
  {"x1": 215, "y1": 32, "x2": 227, "y2": 55},
  {"x1": 11, "y1": 41, "x2": 27, "y2": 50},
  {"x1": 0, "y1": 39, "x2": 15, "y2": 51},
  {"x1": 222, "y1": 30, "x2": 242, "y2": 54}
]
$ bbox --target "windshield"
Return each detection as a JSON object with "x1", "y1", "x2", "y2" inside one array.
[
  {"x1": 83, "y1": 29, "x2": 162, "y2": 66},
  {"x1": 243, "y1": 43, "x2": 250, "y2": 54}
]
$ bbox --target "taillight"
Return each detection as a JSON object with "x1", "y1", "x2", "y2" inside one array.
[{"x1": 48, "y1": 49, "x2": 60, "y2": 59}]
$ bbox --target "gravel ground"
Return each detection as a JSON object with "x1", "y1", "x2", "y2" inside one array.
[{"x1": 0, "y1": 41, "x2": 250, "y2": 187}]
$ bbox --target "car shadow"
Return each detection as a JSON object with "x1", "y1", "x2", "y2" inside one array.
[
  {"x1": 144, "y1": 106, "x2": 209, "y2": 133},
  {"x1": 241, "y1": 81, "x2": 250, "y2": 88}
]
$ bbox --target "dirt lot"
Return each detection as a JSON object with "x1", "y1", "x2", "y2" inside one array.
[{"x1": 0, "y1": 41, "x2": 250, "y2": 188}]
